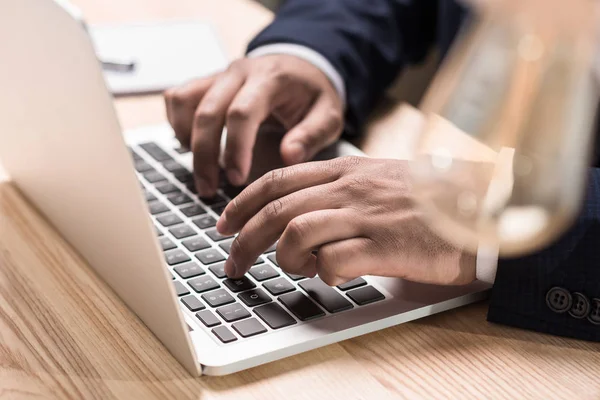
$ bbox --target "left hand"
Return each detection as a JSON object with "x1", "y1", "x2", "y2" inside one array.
[{"x1": 216, "y1": 156, "x2": 476, "y2": 286}]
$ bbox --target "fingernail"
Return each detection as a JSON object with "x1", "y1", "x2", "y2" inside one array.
[
  {"x1": 224, "y1": 258, "x2": 238, "y2": 278},
  {"x1": 196, "y1": 178, "x2": 213, "y2": 198},
  {"x1": 287, "y1": 142, "x2": 307, "y2": 164},
  {"x1": 227, "y1": 168, "x2": 245, "y2": 186}
]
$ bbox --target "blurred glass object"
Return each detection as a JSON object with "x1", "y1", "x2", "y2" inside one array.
[{"x1": 412, "y1": 0, "x2": 599, "y2": 256}]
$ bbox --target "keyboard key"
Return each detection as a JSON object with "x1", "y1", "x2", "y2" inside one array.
[
  {"x1": 180, "y1": 204, "x2": 206, "y2": 218},
  {"x1": 254, "y1": 257, "x2": 265, "y2": 265},
  {"x1": 156, "y1": 213, "x2": 183, "y2": 227},
  {"x1": 217, "y1": 303, "x2": 251, "y2": 322},
  {"x1": 279, "y1": 292, "x2": 325, "y2": 321},
  {"x1": 337, "y1": 278, "x2": 367, "y2": 291},
  {"x1": 130, "y1": 148, "x2": 143, "y2": 161},
  {"x1": 162, "y1": 160, "x2": 185, "y2": 173},
  {"x1": 175, "y1": 172, "x2": 194, "y2": 183},
  {"x1": 185, "y1": 182, "x2": 198, "y2": 194},
  {"x1": 196, "y1": 310, "x2": 221, "y2": 327},
  {"x1": 165, "y1": 249, "x2": 191, "y2": 266},
  {"x1": 232, "y1": 318, "x2": 267, "y2": 338},
  {"x1": 173, "y1": 262, "x2": 205, "y2": 279},
  {"x1": 192, "y1": 215, "x2": 217, "y2": 229},
  {"x1": 134, "y1": 160, "x2": 153, "y2": 173},
  {"x1": 155, "y1": 225, "x2": 164, "y2": 236},
  {"x1": 170, "y1": 272, "x2": 175, "y2": 280},
  {"x1": 238, "y1": 288, "x2": 271, "y2": 307},
  {"x1": 143, "y1": 170, "x2": 166, "y2": 183},
  {"x1": 173, "y1": 281, "x2": 190, "y2": 296},
  {"x1": 211, "y1": 204, "x2": 227, "y2": 216},
  {"x1": 223, "y1": 277, "x2": 256, "y2": 293},
  {"x1": 219, "y1": 240, "x2": 233, "y2": 254},
  {"x1": 205, "y1": 228, "x2": 234, "y2": 242},
  {"x1": 299, "y1": 278, "x2": 353, "y2": 313},
  {"x1": 144, "y1": 191, "x2": 157, "y2": 202},
  {"x1": 169, "y1": 224, "x2": 196, "y2": 239},
  {"x1": 159, "y1": 236, "x2": 176, "y2": 251},
  {"x1": 254, "y1": 302, "x2": 297, "y2": 329},
  {"x1": 346, "y1": 286, "x2": 385, "y2": 306},
  {"x1": 285, "y1": 272, "x2": 307, "y2": 281},
  {"x1": 155, "y1": 182, "x2": 180, "y2": 195},
  {"x1": 188, "y1": 276, "x2": 220, "y2": 293},
  {"x1": 149, "y1": 201, "x2": 169, "y2": 215},
  {"x1": 208, "y1": 262, "x2": 227, "y2": 278},
  {"x1": 182, "y1": 236, "x2": 211, "y2": 252},
  {"x1": 267, "y1": 254, "x2": 279, "y2": 267},
  {"x1": 181, "y1": 295, "x2": 205, "y2": 311},
  {"x1": 249, "y1": 265, "x2": 279, "y2": 281},
  {"x1": 263, "y1": 277, "x2": 295, "y2": 296},
  {"x1": 174, "y1": 146, "x2": 190, "y2": 154},
  {"x1": 202, "y1": 289, "x2": 235, "y2": 307},
  {"x1": 166, "y1": 192, "x2": 192, "y2": 206},
  {"x1": 212, "y1": 325, "x2": 237, "y2": 343},
  {"x1": 200, "y1": 194, "x2": 226, "y2": 206},
  {"x1": 196, "y1": 248, "x2": 225, "y2": 265},
  {"x1": 139, "y1": 142, "x2": 173, "y2": 162},
  {"x1": 264, "y1": 242, "x2": 277, "y2": 253}
]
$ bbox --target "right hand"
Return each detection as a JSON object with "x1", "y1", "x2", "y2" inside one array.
[{"x1": 164, "y1": 54, "x2": 344, "y2": 197}]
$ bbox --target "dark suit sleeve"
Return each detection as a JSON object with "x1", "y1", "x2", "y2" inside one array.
[
  {"x1": 247, "y1": 0, "x2": 438, "y2": 135},
  {"x1": 488, "y1": 168, "x2": 600, "y2": 340}
]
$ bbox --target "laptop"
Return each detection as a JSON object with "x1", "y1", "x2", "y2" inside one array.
[{"x1": 0, "y1": 0, "x2": 491, "y2": 376}]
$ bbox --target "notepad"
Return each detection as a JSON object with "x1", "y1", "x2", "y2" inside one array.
[{"x1": 89, "y1": 21, "x2": 228, "y2": 96}]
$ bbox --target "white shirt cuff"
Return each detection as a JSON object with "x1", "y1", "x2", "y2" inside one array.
[
  {"x1": 476, "y1": 244, "x2": 499, "y2": 283},
  {"x1": 247, "y1": 43, "x2": 347, "y2": 109}
]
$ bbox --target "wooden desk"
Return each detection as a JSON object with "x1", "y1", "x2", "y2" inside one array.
[{"x1": 1, "y1": 0, "x2": 599, "y2": 398}]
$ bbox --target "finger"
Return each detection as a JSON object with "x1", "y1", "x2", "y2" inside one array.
[
  {"x1": 316, "y1": 238, "x2": 374, "y2": 286},
  {"x1": 191, "y1": 73, "x2": 246, "y2": 197},
  {"x1": 223, "y1": 183, "x2": 343, "y2": 278},
  {"x1": 165, "y1": 76, "x2": 217, "y2": 147},
  {"x1": 223, "y1": 77, "x2": 280, "y2": 186},
  {"x1": 280, "y1": 95, "x2": 343, "y2": 165},
  {"x1": 217, "y1": 158, "x2": 358, "y2": 235},
  {"x1": 276, "y1": 209, "x2": 363, "y2": 278}
]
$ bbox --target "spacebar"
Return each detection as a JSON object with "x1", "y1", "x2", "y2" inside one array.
[{"x1": 299, "y1": 278, "x2": 353, "y2": 313}]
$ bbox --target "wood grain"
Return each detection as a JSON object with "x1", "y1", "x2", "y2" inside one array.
[{"x1": 1, "y1": 0, "x2": 600, "y2": 399}]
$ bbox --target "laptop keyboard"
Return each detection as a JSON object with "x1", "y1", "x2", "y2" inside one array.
[{"x1": 131, "y1": 141, "x2": 385, "y2": 344}]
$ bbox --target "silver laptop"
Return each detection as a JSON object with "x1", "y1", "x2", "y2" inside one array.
[{"x1": 0, "y1": 0, "x2": 491, "y2": 376}]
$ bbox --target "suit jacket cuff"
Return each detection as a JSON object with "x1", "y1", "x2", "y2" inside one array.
[{"x1": 476, "y1": 243, "x2": 499, "y2": 283}]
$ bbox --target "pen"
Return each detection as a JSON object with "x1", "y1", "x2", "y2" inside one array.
[{"x1": 101, "y1": 60, "x2": 137, "y2": 73}]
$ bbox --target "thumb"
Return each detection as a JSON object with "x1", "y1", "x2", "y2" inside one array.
[{"x1": 280, "y1": 95, "x2": 344, "y2": 165}]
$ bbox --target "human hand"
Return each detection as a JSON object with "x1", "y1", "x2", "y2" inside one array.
[
  {"x1": 164, "y1": 55, "x2": 344, "y2": 197},
  {"x1": 215, "y1": 157, "x2": 477, "y2": 286}
]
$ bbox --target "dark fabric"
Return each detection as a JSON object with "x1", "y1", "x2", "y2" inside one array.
[{"x1": 248, "y1": 0, "x2": 600, "y2": 341}]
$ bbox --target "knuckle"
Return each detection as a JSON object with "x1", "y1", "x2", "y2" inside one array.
[
  {"x1": 286, "y1": 217, "x2": 311, "y2": 245},
  {"x1": 194, "y1": 107, "x2": 219, "y2": 127},
  {"x1": 264, "y1": 198, "x2": 284, "y2": 220},
  {"x1": 228, "y1": 59, "x2": 246, "y2": 72},
  {"x1": 327, "y1": 156, "x2": 362, "y2": 176},
  {"x1": 343, "y1": 175, "x2": 371, "y2": 196},
  {"x1": 265, "y1": 167, "x2": 286, "y2": 190},
  {"x1": 168, "y1": 88, "x2": 188, "y2": 108},
  {"x1": 227, "y1": 104, "x2": 251, "y2": 123},
  {"x1": 316, "y1": 247, "x2": 342, "y2": 284},
  {"x1": 325, "y1": 109, "x2": 344, "y2": 134}
]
